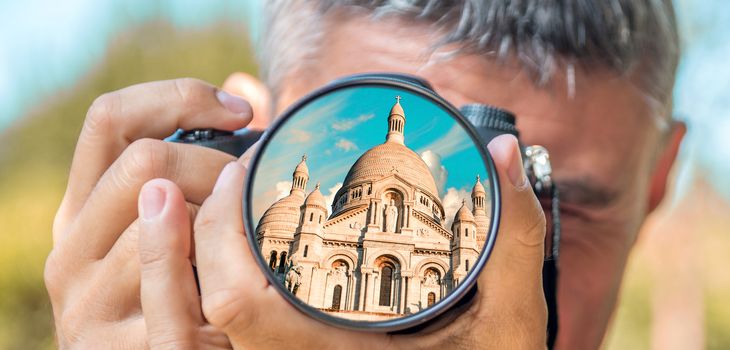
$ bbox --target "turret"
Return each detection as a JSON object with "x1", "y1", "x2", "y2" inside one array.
[
  {"x1": 291, "y1": 154, "x2": 309, "y2": 195},
  {"x1": 451, "y1": 200, "x2": 479, "y2": 286},
  {"x1": 386, "y1": 96, "x2": 406, "y2": 145},
  {"x1": 294, "y1": 183, "x2": 327, "y2": 262},
  {"x1": 471, "y1": 175, "x2": 490, "y2": 248}
]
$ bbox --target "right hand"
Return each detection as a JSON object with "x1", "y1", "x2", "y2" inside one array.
[
  {"x1": 45, "y1": 77, "x2": 261, "y2": 348},
  {"x1": 138, "y1": 134, "x2": 549, "y2": 349}
]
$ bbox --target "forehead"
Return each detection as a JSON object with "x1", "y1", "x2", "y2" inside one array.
[{"x1": 278, "y1": 15, "x2": 662, "y2": 205}]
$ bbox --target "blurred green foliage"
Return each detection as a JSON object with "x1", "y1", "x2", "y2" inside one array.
[{"x1": 0, "y1": 20, "x2": 256, "y2": 349}]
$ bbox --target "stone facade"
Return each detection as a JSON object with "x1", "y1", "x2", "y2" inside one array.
[{"x1": 256, "y1": 97, "x2": 490, "y2": 320}]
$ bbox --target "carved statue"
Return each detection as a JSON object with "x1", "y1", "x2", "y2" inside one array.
[
  {"x1": 285, "y1": 265, "x2": 303, "y2": 295},
  {"x1": 423, "y1": 269, "x2": 440, "y2": 285},
  {"x1": 385, "y1": 199, "x2": 398, "y2": 232}
]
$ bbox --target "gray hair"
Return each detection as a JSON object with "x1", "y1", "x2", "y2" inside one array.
[{"x1": 261, "y1": 0, "x2": 678, "y2": 123}]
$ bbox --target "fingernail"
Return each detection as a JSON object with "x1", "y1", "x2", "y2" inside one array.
[
  {"x1": 141, "y1": 185, "x2": 166, "y2": 220},
  {"x1": 216, "y1": 89, "x2": 251, "y2": 116},
  {"x1": 488, "y1": 135, "x2": 528, "y2": 189},
  {"x1": 213, "y1": 162, "x2": 242, "y2": 193}
]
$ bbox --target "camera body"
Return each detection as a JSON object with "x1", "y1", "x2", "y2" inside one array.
[{"x1": 168, "y1": 73, "x2": 560, "y2": 347}]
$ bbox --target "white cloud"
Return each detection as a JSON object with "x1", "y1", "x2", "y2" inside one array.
[
  {"x1": 335, "y1": 138, "x2": 359, "y2": 152},
  {"x1": 285, "y1": 129, "x2": 312, "y2": 143},
  {"x1": 442, "y1": 187, "x2": 471, "y2": 229},
  {"x1": 275, "y1": 181, "x2": 292, "y2": 200},
  {"x1": 323, "y1": 182, "x2": 343, "y2": 216},
  {"x1": 421, "y1": 150, "x2": 448, "y2": 195},
  {"x1": 332, "y1": 113, "x2": 375, "y2": 131}
]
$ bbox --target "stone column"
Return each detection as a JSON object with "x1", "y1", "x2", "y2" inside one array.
[
  {"x1": 398, "y1": 275, "x2": 406, "y2": 313},
  {"x1": 357, "y1": 271, "x2": 365, "y2": 311},
  {"x1": 367, "y1": 272, "x2": 378, "y2": 310}
]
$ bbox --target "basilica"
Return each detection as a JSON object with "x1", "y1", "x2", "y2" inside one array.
[{"x1": 255, "y1": 97, "x2": 491, "y2": 320}]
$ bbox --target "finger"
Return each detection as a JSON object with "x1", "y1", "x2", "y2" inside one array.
[
  {"x1": 479, "y1": 134, "x2": 547, "y2": 341},
  {"x1": 237, "y1": 139, "x2": 260, "y2": 167},
  {"x1": 221, "y1": 72, "x2": 273, "y2": 131},
  {"x1": 193, "y1": 162, "x2": 270, "y2": 333},
  {"x1": 57, "y1": 78, "x2": 253, "y2": 234},
  {"x1": 138, "y1": 179, "x2": 202, "y2": 348},
  {"x1": 91, "y1": 202, "x2": 201, "y2": 309},
  {"x1": 58, "y1": 140, "x2": 233, "y2": 259}
]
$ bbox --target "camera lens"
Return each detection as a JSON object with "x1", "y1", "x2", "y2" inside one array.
[{"x1": 243, "y1": 78, "x2": 501, "y2": 332}]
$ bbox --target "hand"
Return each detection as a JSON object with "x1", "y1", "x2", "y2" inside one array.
[
  {"x1": 45, "y1": 78, "x2": 254, "y2": 348},
  {"x1": 139, "y1": 134, "x2": 548, "y2": 349}
]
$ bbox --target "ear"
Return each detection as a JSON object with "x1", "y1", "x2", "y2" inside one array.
[
  {"x1": 222, "y1": 72, "x2": 273, "y2": 130},
  {"x1": 647, "y1": 121, "x2": 687, "y2": 212}
]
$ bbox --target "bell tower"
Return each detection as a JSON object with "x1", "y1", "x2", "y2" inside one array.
[
  {"x1": 291, "y1": 154, "x2": 309, "y2": 195},
  {"x1": 386, "y1": 96, "x2": 406, "y2": 145}
]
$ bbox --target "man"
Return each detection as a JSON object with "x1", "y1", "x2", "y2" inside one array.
[{"x1": 45, "y1": 0, "x2": 685, "y2": 348}]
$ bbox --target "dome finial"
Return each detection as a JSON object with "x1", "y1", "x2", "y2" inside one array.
[
  {"x1": 386, "y1": 96, "x2": 406, "y2": 144},
  {"x1": 315, "y1": 182, "x2": 320, "y2": 190}
]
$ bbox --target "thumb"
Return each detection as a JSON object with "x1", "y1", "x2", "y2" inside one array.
[
  {"x1": 222, "y1": 72, "x2": 273, "y2": 131},
  {"x1": 480, "y1": 134, "x2": 547, "y2": 340}
]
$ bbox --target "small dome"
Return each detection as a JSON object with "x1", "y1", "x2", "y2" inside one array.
[
  {"x1": 472, "y1": 175, "x2": 485, "y2": 195},
  {"x1": 454, "y1": 200, "x2": 475, "y2": 223},
  {"x1": 390, "y1": 96, "x2": 404, "y2": 117},
  {"x1": 294, "y1": 154, "x2": 309, "y2": 175},
  {"x1": 304, "y1": 183, "x2": 327, "y2": 208}
]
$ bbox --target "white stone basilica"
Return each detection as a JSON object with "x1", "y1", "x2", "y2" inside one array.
[{"x1": 256, "y1": 97, "x2": 490, "y2": 320}]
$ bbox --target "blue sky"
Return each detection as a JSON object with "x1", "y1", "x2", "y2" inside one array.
[
  {"x1": 250, "y1": 86, "x2": 489, "y2": 222},
  {"x1": 0, "y1": 0, "x2": 261, "y2": 130}
]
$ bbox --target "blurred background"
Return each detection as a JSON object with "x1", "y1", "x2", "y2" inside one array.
[{"x1": 0, "y1": 0, "x2": 727, "y2": 349}]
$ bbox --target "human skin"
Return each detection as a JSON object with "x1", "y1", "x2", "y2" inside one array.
[{"x1": 46, "y1": 12, "x2": 684, "y2": 350}]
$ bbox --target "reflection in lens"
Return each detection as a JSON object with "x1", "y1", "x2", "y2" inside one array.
[{"x1": 252, "y1": 88, "x2": 491, "y2": 322}]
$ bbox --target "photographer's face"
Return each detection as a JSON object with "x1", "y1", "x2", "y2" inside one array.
[{"x1": 262, "y1": 14, "x2": 682, "y2": 350}]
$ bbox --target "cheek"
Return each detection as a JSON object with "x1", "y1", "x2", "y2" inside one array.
[{"x1": 555, "y1": 215, "x2": 636, "y2": 346}]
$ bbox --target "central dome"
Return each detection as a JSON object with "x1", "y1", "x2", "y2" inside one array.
[{"x1": 341, "y1": 141, "x2": 439, "y2": 197}]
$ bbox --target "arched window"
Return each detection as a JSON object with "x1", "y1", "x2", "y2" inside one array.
[
  {"x1": 379, "y1": 265, "x2": 394, "y2": 306},
  {"x1": 465, "y1": 259, "x2": 470, "y2": 272},
  {"x1": 465, "y1": 228, "x2": 469, "y2": 237},
  {"x1": 427, "y1": 292, "x2": 436, "y2": 307},
  {"x1": 332, "y1": 285, "x2": 342, "y2": 310},
  {"x1": 278, "y1": 252, "x2": 288, "y2": 273},
  {"x1": 318, "y1": 215, "x2": 322, "y2": 223},
  {"x1": 269, "y1": 251, "x2": 277, "y2": 271},
  {"x1": 309, "y1": 212, "x2": 314, "y2": 222},
  {"x1": 303, "y1": 245, "x2": 309, "y2": 258}
]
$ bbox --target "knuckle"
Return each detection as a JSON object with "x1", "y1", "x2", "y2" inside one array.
[
  {"x1": 85, "y1": 92, "x2": 120, "y2": 135},
  {"x1": 120, "y1": 138, "x2": 169, "y2": 181},
  {"x1": 148, "y1": 332, "x2": 198, "y2": 350},
  {"x1": 193, "y1": 209, "x2": 218, "y2": 237},
  {"x1": 201, "y1": 288, "x2": 251, "y2": 332},
  {"x1": 138, "y1": 243, "x2": 172, "y2": 271},
  {"x1": 57, "y1": 307, "x2": 85, "y2": 345},
  {"x1": 517, "y1": 209, "x2": 546, "y2": 248},
  {"x1": 43, "y1": 251, "x2": 66, "y2": 297},
  {"x1": 173, "y1": 77, "x2": 210, "y2": 109}
]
